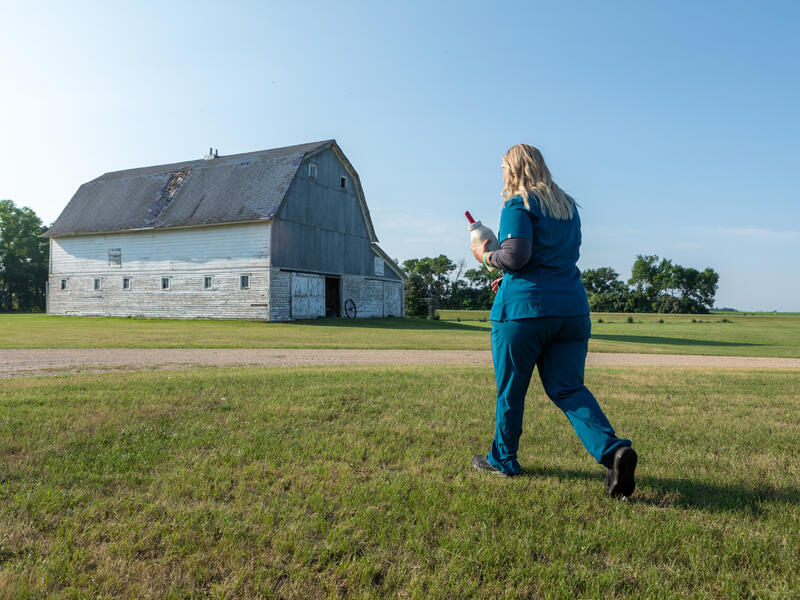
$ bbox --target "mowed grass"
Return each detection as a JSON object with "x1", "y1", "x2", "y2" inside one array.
[
  {"x1": 1, "y1": 366, "x2": 798, "y2": 598},
  {"x1": 0, "y1": 314, "x2": 491, "y2": 351},
  {"x1": 3, "y1": 312, "x2": 800, "y2": 357}
]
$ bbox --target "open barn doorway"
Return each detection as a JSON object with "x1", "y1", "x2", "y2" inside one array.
[{"x1": 325, "y1": 277, "x2": 341, "y2": 317}]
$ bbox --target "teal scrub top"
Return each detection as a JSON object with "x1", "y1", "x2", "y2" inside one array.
[{"x1": 489, "y1": 194, "x2": 590, "y2": 322}]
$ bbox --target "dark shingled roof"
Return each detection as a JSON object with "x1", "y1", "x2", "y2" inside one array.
[{"x1": 44, "y1": 140, "x2": 334, "y2": 237}]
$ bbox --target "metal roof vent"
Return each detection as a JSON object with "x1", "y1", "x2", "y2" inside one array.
[{"x1": 204, "y1": 147, "x2": 219, "y2": 161}]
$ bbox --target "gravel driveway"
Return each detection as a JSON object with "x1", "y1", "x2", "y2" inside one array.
[{"x1": 2, "y1": 348, "x2": 799, "y2": 378}]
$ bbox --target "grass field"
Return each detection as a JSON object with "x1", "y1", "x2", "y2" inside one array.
[
  {"x1": 1, "y1": 366, "x2": 798, "y2": 598},
  {"x1": 3, "y1": 312, "x2": 800, "y2": 357}
]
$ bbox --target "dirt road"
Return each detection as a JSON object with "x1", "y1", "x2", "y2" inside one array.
[{"x1": 2, "y1": 348, "x2": 799, "y2": 378}]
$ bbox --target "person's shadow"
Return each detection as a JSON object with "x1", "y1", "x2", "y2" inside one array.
[{"x1": 521, "y1": 465, "x2": 800, "y2": 513}]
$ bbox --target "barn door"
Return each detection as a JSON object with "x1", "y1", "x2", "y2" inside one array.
[
  {"x1": 291, "y1": 273, "x2": 325, "y2": 319},
  {"x1": 383, "y1": 281, "x2": 402, "y2": 317}
]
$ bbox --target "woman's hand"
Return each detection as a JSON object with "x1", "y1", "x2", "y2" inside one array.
[
  {"x1": 490, "y1": 276, "x2": 503, "y2": 293},
  {"x1": 471, "y1": 239, "x2": 490, "y2": 263}
]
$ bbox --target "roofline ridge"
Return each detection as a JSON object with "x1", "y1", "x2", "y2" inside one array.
[{"x1": 96, "y1": 140, "x2": 335, "y2": 180}]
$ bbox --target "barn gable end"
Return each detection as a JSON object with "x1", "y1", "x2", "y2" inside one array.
[{"x1": 271, "y1": 146, "x2": 373, "y2": 276}]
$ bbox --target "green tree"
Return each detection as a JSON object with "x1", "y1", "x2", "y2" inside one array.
[
  {"x1": 672, "y1": 265, "x2": 719, "y2": 313},
  {"x1": 401, "y1": 255, "x2": 456, "y2": 309},
  {"x1": 582, "y1": 267, "x2": 629, "y2": 312},
  {"x1": 457, "y1": 266, "x2": 495, "y2": 309},
  {"x1": 628, "y1": 254, "x2": 659, "y2": 299},
  {"x1": 628, "y1": 255, "x2": 679, "y2": 309},
  {"x1": 581, "y1": 267, "x2": 627, "y2": 296},
  {"x1": 403, "y1": 272, "x2": 429, "y2": 318},
  {"x1": 0, "y1": 200, "x2": 49, "y2": 312}
]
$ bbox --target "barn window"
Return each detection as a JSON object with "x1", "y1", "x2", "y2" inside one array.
[
  {"x1": 161, "y1": 277, "x2": 171, "y2": 290},
  {"x1": 308, "y1": 163, "x2": 317, "y2": 179},
  {"x1": 108, "y1": 248, "x2": 121, "y2": 266},
  {"x1": 374, "y1": 257, "x2": 385, "y2": 277},
  {"x1": 340, "y1": 176, "x2": 347, "y2": 190},
  {"x1": 60, "y1": 279, "x2": 67, "y2": 290},
  {"x1": 204, "y1": 276, "x2": 213, "y2": 289},
  {"x1": 93, "y1": 278, "x2": 102, "y2": 291},
  {"x1": 240, "y1": 274, "x2": 251, "y2": 290},
  {"x1": 122, "y1": 277, "x2": 131, "y2": 290}
]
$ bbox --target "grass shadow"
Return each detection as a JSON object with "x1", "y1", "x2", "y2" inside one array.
[
  {"x1": 287, "y1": 317, "x2": 490, "y2": 333},
  {"x1": 591, "y1": 334, "x2": 763, "y2": 348},
  {"x1": 521, "y1": 465, "x2": 800, "y2": 514}
]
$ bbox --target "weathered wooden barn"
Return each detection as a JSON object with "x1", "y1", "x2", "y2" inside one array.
[{"x1": 44, "y1": 140, "x2": 405, "y2": 320}]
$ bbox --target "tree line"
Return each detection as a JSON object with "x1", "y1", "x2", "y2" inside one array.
[
  {"x1": 582, "y1": 255, "x2": 719, "y2": 313},
  {"x1": 402, "y1": 254, "x2": 719, "y2": 316},
  {"x1": 0, "y1": 200, "x2": 49, "y2": 312}
]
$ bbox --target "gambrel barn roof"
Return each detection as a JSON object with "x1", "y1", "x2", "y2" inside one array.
[{"x1": 44, "y1": 140, "x2": 378, "y2": 241}]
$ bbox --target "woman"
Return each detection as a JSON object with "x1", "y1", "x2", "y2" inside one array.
[{"x1": 470, "y1": 144, "x2": 637, "y2": 498}]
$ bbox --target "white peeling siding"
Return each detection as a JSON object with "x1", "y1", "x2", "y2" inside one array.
[
  {"x1": 48, "y1": 222, "x2": 271, "y2": 319},
  {"x1": 50, "y1": 222, "x2": 270, "y2": 274},
  {"x1": 341, "y1": 276, "x2": 380, "y2": 318},
  {"x1": 269, "y1": 269, "x2": 292, "y2": 321},
  {"x1": 340, "y1": 276, "x2": 405, "y2": 318},
  {"x1": 48, "y1": 270, "x2": 270, "y2": 319}
]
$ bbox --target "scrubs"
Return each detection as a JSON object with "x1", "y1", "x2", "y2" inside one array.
[{"x1": 486, "y1": 196, "x2": 631, "y2": 476}]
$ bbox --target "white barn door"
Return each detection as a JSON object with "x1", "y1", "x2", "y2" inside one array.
[
  {"x1": 291, "y1": 273, "x2": 325, "y2": 319},
  {"x1": 383, "y1": 281, "x2": 402, "y2": 317}
]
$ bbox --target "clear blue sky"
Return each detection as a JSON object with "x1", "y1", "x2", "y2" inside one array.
[{"x1": 1, "y1": 1, "x2": 798, "y2": 310}]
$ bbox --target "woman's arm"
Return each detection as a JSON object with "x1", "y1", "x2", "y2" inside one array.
[{"x1": 486, "y1": 238, "x2": 531, "y2": 271}]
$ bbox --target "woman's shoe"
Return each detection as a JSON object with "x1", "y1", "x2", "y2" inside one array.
[
  {"x1": 605, "y1": 446, "x2": 637, "y2": 498},
  {"x1": 471, "y1": 454, "x2": 511, "y2": 477}
]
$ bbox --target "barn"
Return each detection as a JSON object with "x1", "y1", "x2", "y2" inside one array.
[{"x1": 43, "y1": 140, "x2": 406, "y2": 320}]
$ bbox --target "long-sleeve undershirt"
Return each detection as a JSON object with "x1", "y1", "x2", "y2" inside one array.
[{"x1": 487, "y1": 237, "x2": 532, "y2": 272}]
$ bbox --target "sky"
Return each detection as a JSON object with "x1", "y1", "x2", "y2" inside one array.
[{"x1": 1, "y1": 0, "x2": 798, "y2": 310}]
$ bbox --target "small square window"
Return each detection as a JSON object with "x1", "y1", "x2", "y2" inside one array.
[
  {"x1": 204, "y1": 276, "x2": 213, "y2": 289},
  {"x1": 308, "y1": 163, "x2": 317, "y2": 179},
  {"x1": 60, "y1": 279, "x2": 67, "y2": 290},
  {"x1": 240, "y1": 274, "x2": 250, "y2": 290},
  {"x1": 161, "y1": 277, "x2": 171, "y2": 290},
  {"x1": 122, "y1": 277, "x2": 131, "y2": 290},
  {"x1": 340, "y1": 176, "x2": 347, "y2": 190},
  {"x1": 94, "y1": 278, "x2": 102, "y2": 291}
]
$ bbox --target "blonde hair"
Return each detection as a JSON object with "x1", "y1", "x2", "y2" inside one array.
[{"x1": 502, "y1": 144, "x2": 577, "y2": 220}]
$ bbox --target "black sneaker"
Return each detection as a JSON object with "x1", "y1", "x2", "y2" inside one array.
[
  {"x1": 471, "y1": 454, "x2": 510, "y2": 477},
  {"x1": 606, "y1": 446, "x2": 637, "y2": 498}
]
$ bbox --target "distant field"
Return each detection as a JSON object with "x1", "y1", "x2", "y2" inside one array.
[
  {"x1": 2, "y1": 312, "x2": 800, "y2": 357},
  {"x1": 1, "y1": 366, "x2": 798, "y2": 598},
  {"x1": 711, "y1": 310, "x2": 800, "y2": 316}
]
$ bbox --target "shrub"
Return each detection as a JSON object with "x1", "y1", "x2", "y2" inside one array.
[
  {"x1": 626, "y1": 316, "x2": 634, "y2": 323},
  {"x1": 589, "y1": 291, "x2": 629, "y2": 313}
]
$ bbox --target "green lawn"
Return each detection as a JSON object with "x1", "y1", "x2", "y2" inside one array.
[
  {"x1": 3, "y1": 312, "x2": 800, "y2": 357},
  {"x1": 1, "y1": 366, "x2": 798, "y2": 598}
]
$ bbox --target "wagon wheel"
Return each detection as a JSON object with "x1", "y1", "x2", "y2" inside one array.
[{"x1": 344, "y1": 298, "x2": 357, "y2": 319}]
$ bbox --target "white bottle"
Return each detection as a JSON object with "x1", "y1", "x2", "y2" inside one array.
[{"x1": 465, "y1": 211, "x2": 499, "y2": 271}]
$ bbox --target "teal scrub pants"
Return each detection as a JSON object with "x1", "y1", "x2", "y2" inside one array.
[{"x1": 488, "y1": 315, "x2": 631, "y2": 476}]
